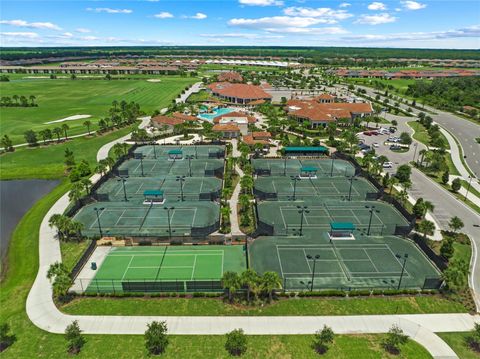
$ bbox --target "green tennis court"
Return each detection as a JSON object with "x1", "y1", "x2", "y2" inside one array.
[
  {"x1": 134, "y1": 145, "x2": 225, "y2": 159},
  {"x1": 97, "y1": 176, "x2": 222, "y2": 202},
  {"x1": 254, "y1": 176, "x2": 378, "y2": 201},
  {"x1": 252, "y1": 158, "x2": 356, "y2": 177},
  {"x1": 116, "y1": 157, "x2": 224, "y2": 177},
  {"x1": 250, "y1": 235, "x2": 442, "y2": 290},
  {"x1": 84, "y1": 245, "x2": 246, "y2": 293},
  {"x1": 74, "y1": 201, "x2": 220, "y2": 237},
  {"x1": 257, "y1": 200, "x2": 410, "y2": 236}
]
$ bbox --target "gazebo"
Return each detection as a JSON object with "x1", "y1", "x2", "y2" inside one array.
[
  {"x1": 299, "y1": 166, "x2": 318, "y2": 179},
  {"x1": 143, "y1": 190, "x2": 164, "y2": 204},
  {"x1": 168, "y1": 149, "x2": 183, "y2": 160},
  {"x1": 329, "y1": 222, "x2": 355, "y2": 240}
]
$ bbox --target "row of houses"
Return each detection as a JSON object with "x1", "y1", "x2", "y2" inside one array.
[
  {"x1": 331, "y1": 68, "x2": 479, "y2": 79},
  {"x1": 0, "y1": 65, "x2": 182, "y2": 75}
]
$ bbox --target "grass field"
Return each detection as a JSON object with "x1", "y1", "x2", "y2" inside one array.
[
  {"x1": 0, "y1": 125, "x2": 135, "y2": 180},
  {"x1": 348, "y1": 78, "x2": 418, "y2": 93},
  {"x1": 407, "y1": 121, "x2": 451, "y2": 150},
  {"x1": 0, "y1": 76, "x2": 196, "y2": 144},
  {"x1": 438, "y1": 332, "x2": 479, "y2": 359}
]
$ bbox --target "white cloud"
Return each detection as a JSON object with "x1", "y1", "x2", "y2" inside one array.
[
  {"x1": 339, "y1": 3, "x2": 351, "y2": 8},
  {"x1": 190, "y1": 12, "x2": 207, "y2": 19},
  {"x1": 62, "y1": 32, "x2": 73, "y2": 38},
  {"x1": 239, "y1": 0, "x2": 284, "y2": 6},
  {"x1": 86, "y1": 8, "x2": 132, "y2": 14},
  {"x1": 154, "y1": 12, "x2": 174, "y2": 19},
  {"x1": 229, "y1": 16, "x2": 335, "y2": 28},
  {"x1": 0, "y1": 31, "x2": 39, "y2": 39},
  {"x1": 368, "y1": 2, "x2": 387, "y2": 11},
  {"x1": 76, "y1": 28, "x2": 91, "y2": 33},
  {"x1": 200, "y1": 33, "x2": 284, "y2": 39},
  {"x1": 401, "y1": 1, "x2": 427, "y2": 10},
  {"x1": 283, "y1": 7, "x2": 353, "y2": 21},
  {"x1": 355, "y1": 13, "x2": 396, "y2": 25},
  {"x1": 0, "y1": 19, "x2": 61, "y2": 30},
  {"x1": 266, "y1": 26, "x2": 349, "y2": 35},
  {"x1": 80, "y1": 36, "x2": 99, "y2": 41}
]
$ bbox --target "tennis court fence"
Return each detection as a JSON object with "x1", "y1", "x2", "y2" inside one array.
[
  {"x1": 253, "y1": 188, "x2": 380, "y2": 201},
  {"x1": 77, "y1": 278, "x2": 224, "y2": 294}
]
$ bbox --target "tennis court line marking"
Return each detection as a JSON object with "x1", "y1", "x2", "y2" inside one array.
[
  {"x1": 114, "y1": 209, "x2": 127, "y2": 226},
  {"x1": 109, "y1": 253, "x2": 224, "y2": 257},
  {"x1": 276, "y1": 246, "x2": 285, "y2": 279},
  {"x1": 303, "y1": 249, "x2": 312, "y2": 273},
  {"x1": 121, "y1": 256, "x2": 135, "y2": 281},
  {"x1": 191, "y1": 255, "x2": 197, "y2": 280},
  {"x1": 383, "y1": 246, "x2": 413, "y2": 279},
  {"x1": 363, "y1": 248, "x2": 380, "y2": 273}
]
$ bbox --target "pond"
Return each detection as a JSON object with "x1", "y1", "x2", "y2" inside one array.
[{"x1": 0, "y1": 179, "x2": 59, "y2": 262}]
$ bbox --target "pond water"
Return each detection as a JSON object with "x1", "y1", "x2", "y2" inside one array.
[{"x1": 0, "y1": 179, "x2": 59, "y2": 261}]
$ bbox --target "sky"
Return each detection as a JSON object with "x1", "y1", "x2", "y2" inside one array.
[{"x1": 0, "y1": 0, "x2": 479, "y2": 49}]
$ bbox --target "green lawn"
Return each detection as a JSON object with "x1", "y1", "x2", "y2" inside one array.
[
  {"x1": 61, "y1": 295, "x2": 467, "y2": 316},
  {"x1": 0, "y1": 76, "x2": 196, "y2": 144},
  {"x1": 349, "y1": 78, "x2": 417, "y2": 93},
  {"x1": 60, "y1": 240, "x2": 91, "y2": 273},
  {"x1": 0, "y1": 125, "x2": 134, "y2": 180},
  {"x1": 407, "y1": 121, "x2": 451, "y2": 150},
  {"x1": 438, "y1": 332, "x2": 479, "y2": 359}
]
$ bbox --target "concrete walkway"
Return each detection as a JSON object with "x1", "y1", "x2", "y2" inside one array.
[
  {"x1": 175, "y1": 82, "x2": 203, "y2": 104},
  {"x1": 25, "y1": 104, "x2": 479, "y2": 359},
  {"x1": 228, "y1": 164, "x2": 245, "y2": 238}
]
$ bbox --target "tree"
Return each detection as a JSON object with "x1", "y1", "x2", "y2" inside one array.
[
  {"x1": 386, "y1": 176, "x2": 398, "y2": 194},
  {"x1": 451, "y1": 178, "x2": 461, "y2": 193},
  {"x1": 24, "y1": 130, "x2": 38, "y2": 146},
  {"x1": 29, "y1": 95, "x2": 36, "y2": 106},
  {"x1": 68, "y1": 182, "x2": 84, "y2": 203},
  {"x1": 39, "y1": 128, "x2": 52, "y2": 145},
  {"x1": 222, "y1": 271, "x2": 241, "y2": 303},
  {"x1": 448, "y1": 216, "x2": 464, "y2": 233},
  {"x1": 260, "y1": 271, "x2": 281, "y2": 302},
  {"x1": 440, "y1": 237, "x2": 455, "y2": 260},
  {"x1": 395, "y1": 164, "x2": 411, "y2": 183},
  {"x1": 466, "y1": 323, "x2": 480, "y2": 352},
  {"x1": 47, "y1": 261, "x2": 72, "y2": 298},
  {"x1": 1, "y1": 135, "x2": 14, "y2": 152},
  {"x1": 0, "y1": 323, "x2": 15, "y2": 352},
  {"x1": 70, "y1": 74, "x2": 76, "y2": 80},
  {"x1": 65, "y1": 321, "x2": 85, "y2": 355},
  {"x1": 145, "y1": 321, "x2": 169, "y2": 355},
  {"x1": 81, "y1": 178, "x2": 92, "y2": 194},
  {"x1": 64, "y1": 148, "x2": 76, "y2": 168},
  {"x1": 412, "y1": 198, "x2": 425, "y2": 219},
  {"x1": 53, "y1": 127, "x2": 62, "y2": 142},
  {"x1": 83, "y1": 120, "x2": 92, "y2": 135},
  {"x1": 441, "y1": 170, "x2": 450, "y2": 185},
  {"x1": 312, "y1": 325, "x2": 335, "y2": 354},
  {"x1": 417, "y1": 219, "x2": 435, "y2": 239},
  {"x1": 442, "y1": 259, "x2": 469, "y2": 291},
  {"x1": 399, "y1": 132, "x2": 412, "y2": 145},
  {"x1": 61, "y1": 123, "x2": 70, "y2": 140},
  {"x1": 382, "y1": 324, "x2": 409, "y2": 355},
  {"x1": 225, "y1": 329, "x2": 247, "y2": 356},
  {"x1": 240, "y1": 269, "x2": 260, "y2": 303}
]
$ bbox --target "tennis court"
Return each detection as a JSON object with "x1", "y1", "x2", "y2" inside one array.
[
  {"x1": 116, "y1": 158, "x2": 224, "y2": 177},
  {"x1": 97, "y1": 176, "x2": 222, "y2": 202},
  {"x1": 83, "y1": 245, "x2": 246, "y2": 293},
  {"x1": 250, "y1": 235, "x2": 442, "y2": 290},
  {"x1": 134, "y1": 145, "x2": 225, "y2": 159},
  {"x1": 252, "y1": 158, "x2": 356, "y2": 177},
  {"x1": 257, "y1": 200, "x2": 410, "y2": 236},
  {"x1": 254, "y1": 176, "x2": 378, "y2": 201},
  {"x1": 74, "y1": 201, "x2": 220, "y2": 237}
]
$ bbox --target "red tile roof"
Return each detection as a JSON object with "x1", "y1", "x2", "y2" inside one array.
[
  {"x1": 212, "y1": 123, "x2": 240, "y2": 132},
  {"x1": 252, "y1": 131, "x2": 272, "y2": 139},
  {"x1": 151, "y1": 115, "x2": 185, "y2": 126},
  {"x1": 218, "y1": 71, "x2": 243, "y2": 82},
  {"x1": 242, "y1": 134, "x2": 269, "y2": 146},
  {"x1": 207, "y1": 82, "x2": 272, "y2": 100},
  {"x1": 213, "y1": 111, "x2": 256, "y2": 124},
  {"x1": 172, "y1": 112, "x2": 198, "y2": 122},
  {"x1": 286, "y1": 99, "x2": 373, "y2": 122}
]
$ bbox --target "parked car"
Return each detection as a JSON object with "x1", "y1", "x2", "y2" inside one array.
[
  {"x1": 383, "y1": 161, "x2": 394, "y2": 168},
  {"x1": 389, "y1": 126, "x2": 397, "y2": 133},
  {"x1": 378, "y1": 128, "x2": 390, "y2": 135},
  {"x1": 372, "y1": 142, "x2": 379, "y2": 148},
  {"x1": 390, "y1": 144, "x2": 402, "y2": 150},
  {"x1": 363, "y1": 131, "x2": 373, "y2": 136}
]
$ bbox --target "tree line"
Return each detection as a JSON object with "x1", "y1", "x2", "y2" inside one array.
[{"x1": 0, "y1": 95, "x2": 37, "y2": 107}]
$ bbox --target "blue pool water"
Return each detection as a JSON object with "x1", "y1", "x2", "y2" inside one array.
[{"x1": 197, "y1": 107, "x2": 234, "y2": 121}]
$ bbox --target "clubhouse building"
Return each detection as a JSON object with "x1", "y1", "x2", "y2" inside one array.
[{"x1": 206, "y1": 82, "x2": 272, "y2": 105}]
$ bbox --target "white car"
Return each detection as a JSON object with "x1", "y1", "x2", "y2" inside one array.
[
  {"x1": 372, "y1": 142, "x2": 380, "y2": 148},
  {"x1": 383, "y1": 162, "x2": 394, "y2": 168}
]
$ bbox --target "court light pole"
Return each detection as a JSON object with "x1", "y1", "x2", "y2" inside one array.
[
  {"x1": 117, "y1": 176, "x2": 129, "y2": 201},
  {"x1": 139, "y1": 155, "x2": 145, "y2": 177},
  {"x1": 93, "y1": 207, "x2": 105, "y2": 238},
  {"x1": 152, "y1": 142, "x2": 157, "y2": 159},
  {"x1": 330, "y1": 157, "x2": 335, "y2": 177},
  {"x1": 348, "y1": 176, "x2": 357, "y2": 201},
  {"x1": 176, "y1": 175, "x2": 186, "y2": 201},
  {"x1": 365, "y1": 205, "x2": 380, "y2": 236},
  {"x1": 164, "y1": 206, "x2": 175, "y2": 239},
  {"x1": 290, "y1": 175, "x2": 301, "y2": 201},
  {"x1": 464, "y1": 174, "x2": 476, "y2": 201},
  {"x1": 396, "y1": 253, "x2": 409, "y2": 290},
  {"x1": 306, "y1": 254, "x2": 320, "y2": 292},
  {"x1": 284, "y1": 156, "x2": 287, "y2": 176},
  {"x1": 297, "y1": 205, "x2": 309, "y2": 236},
  {"x1": 412, "y1": 142, "x2": 418, "y2": 162},
  {"x1": 186, "y1": 155, "x2": 194, "y2": 177},
  {"x1": 194, "y1": 145, "x2": 198, "y2": 159}
]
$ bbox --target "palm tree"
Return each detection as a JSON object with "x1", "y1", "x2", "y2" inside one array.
[
  {"x1": 105, "y1": 156, "x2": 115, "y2": 170},
  {"x1": 69, "y1": 221, "x2": 84, "y2": 240},
  {"x1": 12, "y1": 94, "x2": 19, "y2": 105},
  {"x1": 386, "y1": 176, "x2": 398, "y2": 194},
  {"x1": 240, "y1": 175, "x2": 253, "y2": 194},
  {"x1": 68, "y1": 182, "x2": 83, "y2": 204},
  {"x1": 29, "y1": 95, "x2": 36, "y2": 106},
  {"x1": 53, "y1": 127, "x2": 62, "y2": 142},
  {"x1": 240, "y1": 269, "x2": 260, "y2": 303},
  {"x1": 83, "y1": 120, "x2": 92, "y2": 135},
  {"x1": 81, "y1": 178, "x2": 92, "y2": 194},
  {"x1": 61, "y1": 123, "x2": 69, "y2": 140},
  {"x1": 418, "y1": 149, "x2": 427, "y2": 166},
  {"x1": 112, "y1": 143, "x2": 125, "y2": 159},
  {"x1": 95, "y1": 161, "x2": 107, "y2": 177},
  {"x1": 222, "y1": 187, "x2": 233, "y2": 200},
  {"x1": 49, "y1": 214, "x2": 69, "y2": 240},
  {"x1": 261, "y1": 271, "x2": 282, "y2": 302},
  {"x1": 221, "y1": 271, "x2": 241, "y2": 303},
  {"x1": 239, "y1": 194, "x2": 250, "y2": 213},
  {"x1": 342, "y1": 130, "x2": 358, "y2": 154},
  {"x1": 418, "y1": 219, "x2": 435, "y2": 239},
  {"x1": 422, "y1": 201, "x2": 435, "y2": 218}
]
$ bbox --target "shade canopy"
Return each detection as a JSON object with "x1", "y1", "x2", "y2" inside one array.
[{"x1": 330, "y1": 222, "x2": 355, "y2": 231}]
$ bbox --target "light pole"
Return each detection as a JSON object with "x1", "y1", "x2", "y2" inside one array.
[
  {"x1": 306, "y1": 254, "x2": 320, "y2": 291},
  {"x1": 163, "y1": 206, "x2": 175, "y2": 239},
  {"x1": 152, "y1": 142, "x2": 157, "y2": 159},
  {"x1": 330, "y1": 157, "x2": 335, "y2": 177},
  {"x1": 139, "y1": 155, "x2": 145, "y2": 177},
  {"x1": 290, "y1": 175, "x2": 301, "y2": 201},
  {"x1": 94, "y1": 207, "x2": 105, "y2": 237},
  {"x1": 365, "y1": 205, "x2": 380, "y2": 236},
  {"x1": 464, "y1": 174, "x2": 475, "y2": 201},
  {"x1": 284, "y1": 156, "x2": 287, "y2": 176},
  {"x1": 186, "y1": 155, "x2": 194, "y2": 177},
  {"x1": 194, "y1": 145, "x2": 198, "y2": 159},
  {"x1": 297, "y1": 205, "x2": 309, "y2": 236},
  {"x1": 117, "y1": 176, "x2": 129, "y2": 201},
  {"x1": 347, "y1": 175, "x2": 357, "y2": 201},
  {"x1": 176, "y1": 175, "x2": 185, "y2": 201},
  {"x1": 412, "y1": 142, "x2": 418, "y2": 162},
  {"x1": 396, "y1": 253, "x2": 408, "y2": 290}
]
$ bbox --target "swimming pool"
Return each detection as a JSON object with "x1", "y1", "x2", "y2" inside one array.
[{"x1": 197, "y1": 107, "x2": 234, "y2": 121}]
